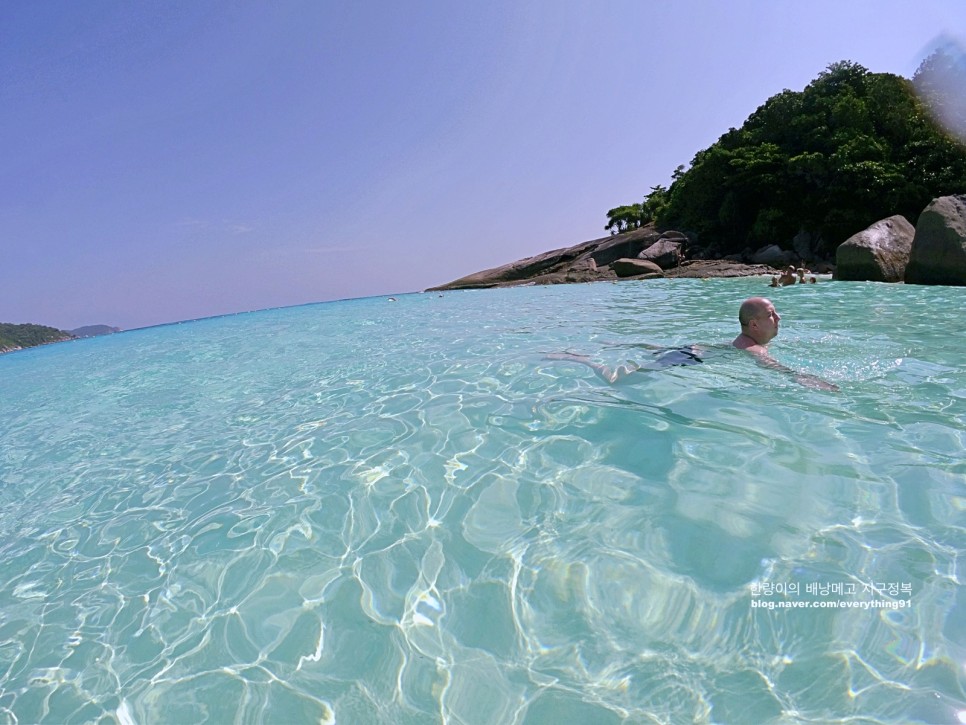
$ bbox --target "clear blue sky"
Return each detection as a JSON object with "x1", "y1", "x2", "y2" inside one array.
[{"x1": 2, "y1": 1, "x2": 962, "y2": 330}]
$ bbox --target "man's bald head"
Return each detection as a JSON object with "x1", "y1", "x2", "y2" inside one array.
[
  {"x1": 735, "y1": 297, "x2": 781, "y2": 347},
  {"x1": 739, "y1": 297, "x2": 770, "y2": 327}
]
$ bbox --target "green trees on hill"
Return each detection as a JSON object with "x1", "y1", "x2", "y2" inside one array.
[
  {"x1": 604, "y1": 181, "x2": 674, "y2": 234},
  {"x1": 0, "y1": 323, "x2": 71, "y2": 351},
  {"x1": 604, "y1": 203, "x2": 645, "y2": 234},
  {"x1": 608, "y1": 56, "x2": 966, "y2": 258}
]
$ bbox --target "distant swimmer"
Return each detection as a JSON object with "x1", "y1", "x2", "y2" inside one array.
[
  {"x1": 778, "y1": 266, "x2": 797, "y2": 286},
  {"x1": 733, "y1": 296, "x2": 838, "y2": 391}
]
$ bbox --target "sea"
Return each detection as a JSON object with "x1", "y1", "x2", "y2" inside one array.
[{"x1": 1, "y1": 277, "x2": 964, "y2": 724}]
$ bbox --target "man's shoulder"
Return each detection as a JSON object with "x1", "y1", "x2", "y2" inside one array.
[{"x1": 733, "y1": 337, "x2": 767, "y2": 355}]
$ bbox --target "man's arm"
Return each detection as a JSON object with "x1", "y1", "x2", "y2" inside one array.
[{"x1": 747, "y1": 349, "x2": 840, "y2": 392}]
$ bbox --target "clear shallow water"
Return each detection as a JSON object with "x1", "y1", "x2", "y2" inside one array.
[{"x1": 0, "y1": 278, "x2": 964, "y2": 724}]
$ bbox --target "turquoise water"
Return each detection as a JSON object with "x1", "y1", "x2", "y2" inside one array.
[{"x1": 1, "y1": 278, "x2": 964, "y2": 724}]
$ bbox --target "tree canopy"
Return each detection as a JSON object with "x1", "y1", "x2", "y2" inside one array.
[
  {"x1": 608, "y1": 57, "x2": 966, "y2": 257},
  {"x1": 0, "y1": 323, "x2": 72, "y2": 351}
]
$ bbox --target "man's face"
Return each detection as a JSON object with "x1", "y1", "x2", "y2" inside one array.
[{"x1": 754, "y1": 302, "x2": 781, "y2": 341}]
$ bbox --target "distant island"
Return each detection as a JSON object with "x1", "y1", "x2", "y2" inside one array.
[
  {"x1": 0, "y1": 323, "x2": 73, "y2": 354},
  {"x1": 70, "y1": 325, "x2": 122, "y2": 338},
  {"x1": 0, "y1": 323, "x2": 120, "y2": 354}
]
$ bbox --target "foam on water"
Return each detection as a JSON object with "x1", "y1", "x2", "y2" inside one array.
[{"x1": 1, "y1": 278, "x2": 964, "y2": 723}]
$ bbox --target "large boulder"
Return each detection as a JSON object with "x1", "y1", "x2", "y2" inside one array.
[
  {"x1": 835, "y1": 215, "x2": 914, "y2": 282},
  {"x1": 656, "y1": 230, "x2": 689, "y2": 243},
  {"x1": 905, "y1": 195, "x2": 966, "y2": 286},
  {"x1": 637, "y1": 237, "x2": 682, "y2": 269},
  {"x1": 586, "y1": 227, "x2": 661, "y2": 267},
  {"x1": 611, "y1": 258, "x2": 664, "y2": 278}
]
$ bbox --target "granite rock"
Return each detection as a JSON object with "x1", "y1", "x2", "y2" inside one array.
[
  {"x1": 905, "y1": 195, "x2": 966, "y2": 286},
  {"x1": 835, "y1": 215, "x2": 914, "y2": 282}
]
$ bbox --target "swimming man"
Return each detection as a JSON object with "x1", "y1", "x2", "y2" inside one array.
[
  {"x1": 546, "y1": 296, "x2": 838, "y2": 391},
  {"x1": 733, "y1": 296, "x2": 838, "y2": 391}
]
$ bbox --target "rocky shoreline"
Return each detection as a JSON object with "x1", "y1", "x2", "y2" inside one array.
[
  {"x1": 429, "y1": 192, "x2": 966, "y2": 291},
  {"x1": 662, "y1": 259, "x2": 777, "y2": 278},
  {"x1": 427, "y1": 226, "x2": 794, "y2": 292}
]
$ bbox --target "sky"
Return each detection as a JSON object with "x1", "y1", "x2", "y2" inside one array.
[{"x1": 2, "y1": 1, "x2": 963, "y2": 331}]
